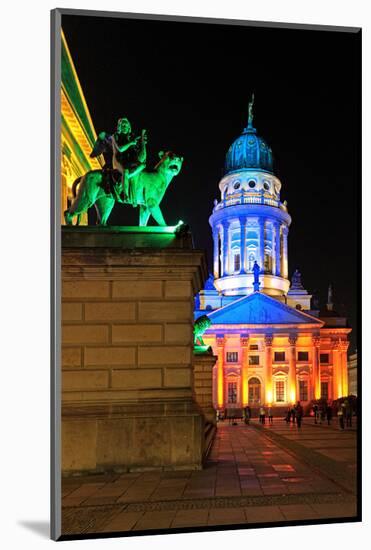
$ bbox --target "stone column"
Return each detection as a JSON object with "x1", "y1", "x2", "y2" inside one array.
[
  {"x1": 240, "y1": 335, "x2": 249, "y2": 406},
  {"x1": 288, "y1": 334, "x2": 297, "y2": 403},
  {"x1": 282, "y1": 225, "x2": 289, "y2": 279},
  {"x1": 216, "y1": 336, "x2": 225, "y2": 409},
  {"x1": 332, "y1": 339, "x2": 342, "y2": 399},
  {"x1": 239, "y1": 216, "x2": 247, "y2": 274},
  {"x1": 264, "y1": 335, "x2": 273, "y2": 404},
  {"x1": 192, "y1": 350, "x2": 218, "y2": 425},
  {"x1": 259, "y1": 217, "x2": 265, "y2": 272},
  {"x1": 274, "y1": 222, "x2": 281, "y2": 277},
  {"x1": 212, "y1": 226, "x2": 219, "y2": 279},
  {"x1": 312, "y1": 335, "x2": 321, "y2": 400},
  {"x1": 222, "y1": 220, "x2": 230, "y2": 276},
  {"x1": 339, "y1": 340, "x2": 350, "y2": 397}
]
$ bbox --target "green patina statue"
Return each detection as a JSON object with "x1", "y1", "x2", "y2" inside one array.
[
  {"x1": 64, "y1": 150, "x2": 183, "y2": 226},
  {"x1": 194, "y1": 315, "x2": 212, "y2": 346}
]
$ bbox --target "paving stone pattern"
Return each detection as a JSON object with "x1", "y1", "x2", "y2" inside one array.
[{"x1": 61, "y1": 418, "x2": 358, "y2": 536}]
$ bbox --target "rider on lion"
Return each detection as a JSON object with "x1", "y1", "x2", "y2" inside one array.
[{"x1": 90, "y1": 117, "x2": 147, "y2": 207}]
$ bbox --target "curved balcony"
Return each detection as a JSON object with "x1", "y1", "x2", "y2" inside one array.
[{"x1": 213, "y1": 191, "x2": 288, "y2": 213}]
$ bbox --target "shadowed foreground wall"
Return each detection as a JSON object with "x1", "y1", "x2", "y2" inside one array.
[{"x1": 61, "y1": 226, "x2": 208, "y2": 473}]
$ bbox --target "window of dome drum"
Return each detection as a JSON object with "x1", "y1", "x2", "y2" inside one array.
[
  {"x1": 248, "y1": 180, "x2": 256, "y2": 188},
  {"x1": 226, "y1": 351, "x2": 238, "y2": 363},
  {"x1": 274, "y1": 351, "x2": 285, "y2": 362},
  {"x1": 320, "y1": 353, "x2": 329, "y2": 363},
  {"x1": 263, "y1": 181, "x2": 270, "y2": 190},
  {"x1": 233, "y1": 181, "x2": 240, "y2": 189},
  {"x1": 234, "y1": 253, "x2": 241, "y2": 272},
  {"x1": 298, "y1": 351, "x2": 309, "y2": 361},
  {"x1": 249, "y1": 355, "x2": 260, "y2": 365}
]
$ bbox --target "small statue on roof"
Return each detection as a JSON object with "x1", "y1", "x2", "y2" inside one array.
[
  {"x1": 248, "y1": 93, "x2": 255, "y2": 128},
  {"x1": 253, "y1": 261, "x2": 261, "y2": 292},
  {"x1": 291, "y1": 269, "x2": 304, "y2": 290}
]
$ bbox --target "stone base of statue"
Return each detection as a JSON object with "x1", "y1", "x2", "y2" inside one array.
[
  {"x1": 192, "y1": 348, "x2": 218, "y2": 460},
  {"x1": 61, "y1": 225, "x2": 209, "y2": 474}
]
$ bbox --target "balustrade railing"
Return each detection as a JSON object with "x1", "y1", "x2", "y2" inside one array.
[{"x1": 213, "y1": 193, "x2": 287, "y2": 213}]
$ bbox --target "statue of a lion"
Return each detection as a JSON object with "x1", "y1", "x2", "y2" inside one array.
[
  {"x1": 194, "y1": 315, "x2": 212, "y2": 346},
  {"x1": 64, "y1": 151, "x2": 183, "y2": 226}
]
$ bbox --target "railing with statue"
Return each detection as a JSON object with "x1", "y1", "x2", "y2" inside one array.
[{"x1": 213, "y1": 191, "x2": 288, "y2": 213}]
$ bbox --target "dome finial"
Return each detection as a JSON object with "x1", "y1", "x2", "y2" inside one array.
[{"x1": 248, "y1": 93, "x2": 255, "y2": 128}]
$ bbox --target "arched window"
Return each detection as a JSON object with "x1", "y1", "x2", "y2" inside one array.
[{"x1": 264, "y1": 251, "x2": 272, "y2": 273}]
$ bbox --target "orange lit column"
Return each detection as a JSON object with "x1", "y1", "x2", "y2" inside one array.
[
  {"x1": 288, "y1": 334, "x2": 297, "y2": 403},
  {"x1": 216, "y1": 336, "x2": 225, "y2": 409},
  {"x1": 312, "y1": 335, "x2": 321, "y2": 399},
  {"x1": 332, "y1": 339, "x2": 342, "y2": 399},
  {"x1": 340, "y1": 340, "x2": 349, "y2": 397},
  {"x1": 241, "y1": 335, "x2": 249, "y2": 406},
  {"x1": 264, "y1": 335, "x2": 273, "y2": 404}
]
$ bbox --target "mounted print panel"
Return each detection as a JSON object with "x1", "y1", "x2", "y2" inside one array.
[{"x1": 51, "y1": 8, "x2": 361, "y2": 541}]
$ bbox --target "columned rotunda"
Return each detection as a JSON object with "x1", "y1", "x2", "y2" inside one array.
[{"x1": 195, "y1": 98, "x2": 351, "y2": 412}]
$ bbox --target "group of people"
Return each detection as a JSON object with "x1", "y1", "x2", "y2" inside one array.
[
  {"x1": 313, "y1": 400, "x2": 353, "y2": 430},
  {"x1": 285, "y1": 401, "x2": 304, "y2": 428}
]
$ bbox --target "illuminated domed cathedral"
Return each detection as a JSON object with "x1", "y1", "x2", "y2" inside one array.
[{"x1": 195, "y1": 97, "x2": 351, "y2": 411}]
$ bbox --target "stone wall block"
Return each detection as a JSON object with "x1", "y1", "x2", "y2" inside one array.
[
  {"x1": 164, "y1": 280, "x2": 192, "y2": 298},
  {"x1": 112, "y1": 280, "x2": 163, "y2": 299},
  {"x1": 111, "y1": 368, "x2": 163, "y2": 389},
  {"x1": 62, "y1": 370, "x2": 109, "y2": 391},
  {"x1": 84, "y1": 346, "x2": 136, "y2": 367},
  {"x1": 164, "y1": 368, "x2": 191, "y2": 387},
  {"x1": 112, "y1": 324, "x2": 162, "y2": 344},
  {"x1": 62, "y1": 325, "x2": 109, "y2": 344},
  {"x1": 85, "y1": 302, "x2": 136, "y2": 322},
  {"x1": 62, "y1": 347, "x2": 82, "y2": 368},
  {"x1": 63, "y1": 280, "x2": 110, "y2": 299},
  {"x1": 164, "y1": 324, "x2": 192, "y2": 344},
  {"x1": 138, "y1": 301, "x2": 192, "y2": 322},
  {"x1": 62, "y1": 303, "x2": 83, "y2": 321},
  {"x1": 138, "y1": 346, "x2": 191, "y2": 366}
]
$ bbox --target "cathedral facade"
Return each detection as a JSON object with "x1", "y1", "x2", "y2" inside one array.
[{"x1": 195, "y1": 103, "x2": 351, "y2": 411}]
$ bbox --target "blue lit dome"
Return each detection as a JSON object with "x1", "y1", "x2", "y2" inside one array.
[{"x1": 225, "y1": 125, "x2": 274, "y2": 175}]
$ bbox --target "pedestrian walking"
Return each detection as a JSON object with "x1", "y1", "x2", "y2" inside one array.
[
  {"x1": 326, "y1": 404, "x2": 333, "y2": 425},
  {"x1": 337, "y1": 405, "x2": 345, "y2": 430},
  {"x1": 344, "y1": 400, "x2": 352, "y2": 427},
  {"x1": 259, "y1": 406, "x2": 266, "y2": 424},
  {"x1": 313, "y1": 403, "x2": 319, "y2": 424},
  {"x1": 291, "y1": 405, "x2": 296, "y2": 424},
  {"x1": 285, "y1": 407, "x2": 291, "y2": 423},
  {"x1": 268, "y1": 406, "x2": 273, "y2": 424},
  {"x1": 296, "y1": 401, "x2": 303, "y2": 428},
  {"x1": 320, "y1": 405, "x2": 326, "y2": 424},
  {"x1": 244, "y1": 405, "x2": 251, "y2": 425}
]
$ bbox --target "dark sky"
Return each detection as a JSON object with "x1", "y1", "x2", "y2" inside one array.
[{"x1": 62, "y1": 14, "x2": 361, "y2": 351}]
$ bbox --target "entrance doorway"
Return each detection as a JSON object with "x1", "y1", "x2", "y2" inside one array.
[{"x1": 248, "y1": 377, "x2": 261, "y2": 405}]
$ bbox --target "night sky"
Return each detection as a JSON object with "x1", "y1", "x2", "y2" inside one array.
[{"x1": 62, "y1": 14, "x2": 361, "y2": 351}]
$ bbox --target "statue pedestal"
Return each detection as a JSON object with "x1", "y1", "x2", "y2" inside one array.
[
  {"x1": 192, "y1": 349, "x2": 218, "y2": 460},
  {"x1": 61, "y1": 226, "x2": 208, "y2": 473}
]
